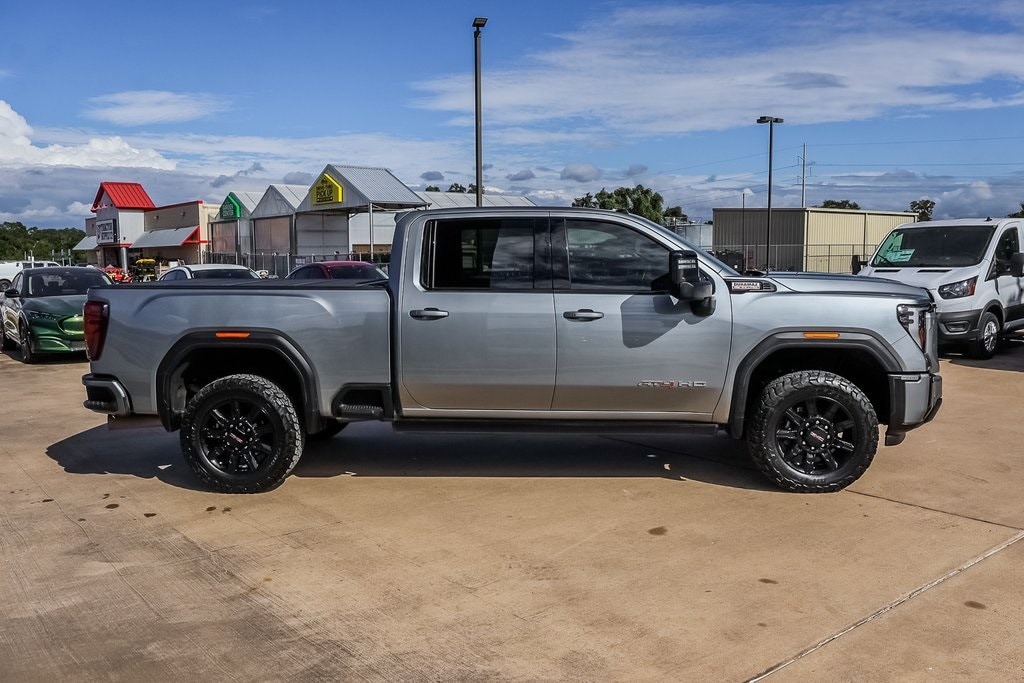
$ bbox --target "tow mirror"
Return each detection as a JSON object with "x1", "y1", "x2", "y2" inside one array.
[
  {"x1": 669, "y1": 250, "x2": 713, "y2": 312},
  {"x1": 1011, "y1": 253, "x2": 1024, "y2": 278}
]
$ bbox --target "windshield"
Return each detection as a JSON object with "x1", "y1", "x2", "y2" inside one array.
[
  {"x1": 328, "y1": 265, "x2": 386, "y2": 280},
  {"x1": 193, "y1": 269, "x2": 258, "y2": 279},
  {"x1": 25, "y1": 270, "x2": 111, "y2": 297},
  {"x1": 871, "y1": 225, "x2": 996, "y2": 268}
]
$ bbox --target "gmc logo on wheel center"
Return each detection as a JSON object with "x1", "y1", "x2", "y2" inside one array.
[{"x1": 637, "y1": 380, "x2": 708, "y2": 388}]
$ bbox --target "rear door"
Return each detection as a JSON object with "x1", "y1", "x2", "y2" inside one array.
[
  {"x1": 398, "y1": 214, "x2": 556, "y2": 412},
  {"x1": 551, "y1": 216, "x2": 733, "y2": 417}
]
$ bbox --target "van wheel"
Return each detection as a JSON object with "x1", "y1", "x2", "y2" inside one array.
[
  {"x1": 748, "y1": 371, "x2": 878, "y2": 493},
  {"x1": 180, "y1": 374, "x2": 304, "y2": 493},
  {"x1": 968, "y1": 311, "x2": 1000, "y2": 360}
]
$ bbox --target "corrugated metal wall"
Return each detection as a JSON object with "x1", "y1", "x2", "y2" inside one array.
[{"x1": 711, "y1": 208, "x2": 916, "y2": 272}]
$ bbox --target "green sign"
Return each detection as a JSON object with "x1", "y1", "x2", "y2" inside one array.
[{"x1": 220, "y1": 195, "x2": 242, "y2": 219}]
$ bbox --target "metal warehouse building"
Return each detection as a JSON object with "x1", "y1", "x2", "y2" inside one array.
[{"x1": 711, "y1": 207, "x2": 917, "y2": 273}]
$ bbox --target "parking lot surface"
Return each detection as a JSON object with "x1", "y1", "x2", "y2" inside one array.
[{"x1": 2, "y1": 341, "x2": 1023, "y2": 681}]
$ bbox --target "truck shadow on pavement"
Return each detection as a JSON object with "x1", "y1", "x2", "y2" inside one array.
[
  {"x1": 944, "y1": 335, "x2": 1024, "y2": 373},
  {"x1": 295, "y1": 424, "x2": 775, "y2": 492},
  {"x1": 46, "y1": 426, "x2": 208, "y2": 491},
  {"x1": 47, "y1": 423, "x2": 775, "y2": 492}
]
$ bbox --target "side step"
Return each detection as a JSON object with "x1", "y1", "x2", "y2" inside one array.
[{"x1": 336, "y1": 403, "x2": 384, "y2": 419}]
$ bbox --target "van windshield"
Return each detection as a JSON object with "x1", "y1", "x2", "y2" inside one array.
[{"x1": 871, "y1": 225, "x2": 996, "y2": 268}]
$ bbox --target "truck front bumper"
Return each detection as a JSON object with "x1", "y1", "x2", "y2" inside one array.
[{"x1": 885, "y1": 372, "x2": 943, "y2": 446}]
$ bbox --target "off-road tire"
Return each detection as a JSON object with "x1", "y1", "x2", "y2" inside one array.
[
  {"x1": 307, "y1": 421, "x2": 348, "y2": 440},
  {"x1": 748, "y1": 371, "x2": 878, "y2": 493},
  {"x1": 18, "y1": 322, "x2": 36, "y2": 364},
  {"x1": 179, "y1": 374, "x2": 304, "y2": 493},
  {"x1": 968, "y1": 311, "x2": 1000, "y2": 360}
]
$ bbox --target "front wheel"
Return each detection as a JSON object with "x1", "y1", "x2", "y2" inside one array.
[
  {"x1": 748, "y1": 371, "x2": 878, "y2": 493},
  {"x1": 968, "y1": 311, "x2": 1000, "y2": 360},
  {"x1": 18, "y1": 322, "x2": 36, "y2": 364},
  {"x1": 179, "y1": 374, "x2": 305, "y2": 493}
]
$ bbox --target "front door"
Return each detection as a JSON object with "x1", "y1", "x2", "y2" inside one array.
[
  {"x1": 398, "y1": 215, "x2": 556, "y2": 412},
  {"x1": 992, "y1": 226, "x2": 1024, "y2": 323},
  {"x1": 551, "y1": 217, "x2": 732, "y2": 417}
]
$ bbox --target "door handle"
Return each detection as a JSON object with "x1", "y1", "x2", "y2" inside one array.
[
  {"x1": 563, "y1": 309, "x2": 604, "y2": 321},
  {"x1": 409, "y1": 307, "x2": 449, "y2": 320}
]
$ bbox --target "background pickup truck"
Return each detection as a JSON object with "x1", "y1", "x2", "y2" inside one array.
[{"x1": 82, "y1": 207, "x2": 942, "y2": 494}]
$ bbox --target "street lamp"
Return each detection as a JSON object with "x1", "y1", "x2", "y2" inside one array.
[
  {"x1": 473, "y1": 17, "x2": 488, "y2": 208},
  {"x1": 756, "y1": 115, "x2": 783, "y2": 271}
]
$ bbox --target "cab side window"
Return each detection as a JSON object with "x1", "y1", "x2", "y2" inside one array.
[
  {"x1": 560, "y1": 219, "x2": 669, "y2": 291},
  {"x1": 291, "y1": 266, "x2": 324, "y2": 279},
  {"x1": 424, "y1": 218, "x2": 539, "y2": 290}
]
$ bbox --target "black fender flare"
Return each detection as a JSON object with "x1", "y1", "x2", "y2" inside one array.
[
  {"x1": 727, "y1": 329, "x2": 903, "y2": 439},
  {"x1": 156, "y1": 329, "x2": 320, "y2": 432}
]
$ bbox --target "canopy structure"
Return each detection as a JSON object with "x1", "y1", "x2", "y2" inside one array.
[
  {"x1": 297, "y1": 165, "x2": 428, "y2": 214},
  {"x1": 73, "y1": 235, "x2": 98, "y2": 251},
  {"x1": 131, "y1": 226, "x2": 203, "y2": 248}
]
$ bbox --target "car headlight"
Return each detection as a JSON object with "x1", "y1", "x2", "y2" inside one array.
[
  {"x1": 937, "y1": 276, "x2": 977, "y2": 299},
  {"x1": 27, "y1": 310, "x2": 63, "y2": 321}
]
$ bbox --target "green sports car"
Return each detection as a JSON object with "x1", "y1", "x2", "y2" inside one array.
[{"x1": 1, "y1": 266, "x2": 112, "y2": 363}]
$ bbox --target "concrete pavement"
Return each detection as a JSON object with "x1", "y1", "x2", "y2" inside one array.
[{"x1": 1, "y1": 341, "x2": 1022, "y2": 681}]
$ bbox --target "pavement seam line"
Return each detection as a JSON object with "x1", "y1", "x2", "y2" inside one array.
[
  {"x1": 745, "y1": 529, "x2": 1024, "y2": 682},
  {"x1": 849, "y1": 489, "x2": 1024, "y2": 531}
]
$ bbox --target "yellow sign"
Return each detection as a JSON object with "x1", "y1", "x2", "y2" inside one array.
[{"x1": 312, "y1": 174, "x2": 343, "y2": 205}]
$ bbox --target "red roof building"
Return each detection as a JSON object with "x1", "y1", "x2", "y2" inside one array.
[{"x1": 91, "y1": 182, "x2": 155, "y2": 212}]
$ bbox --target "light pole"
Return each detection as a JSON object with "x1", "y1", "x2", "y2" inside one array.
[
  {"x1": 756, "y1": 115, "x2": 783, "y2": 270},
  {"x1": 473, "y1": 17, "x2": 488, "y2": 208}
]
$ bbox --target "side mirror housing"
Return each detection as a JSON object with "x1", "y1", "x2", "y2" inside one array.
[
  {"x1": 669, "y1": 250, "x2": 714, "y2": 314},
  {"x1": 3, "y1": 288, "x2": 20, "y2": 299},
  {"x1": 1011, "y1": 253, "x2": 1024, "y2": 278}
]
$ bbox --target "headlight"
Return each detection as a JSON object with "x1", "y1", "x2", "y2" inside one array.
[
  {"x1": 897, "y1": 303, "x2": 930, "y2": 352},
  {"x1": 27, "y1": 310, "x2": 62, "y2": 321},
  {"x1": 937, "y1": 276, "x2": 977, "y2": 299}
]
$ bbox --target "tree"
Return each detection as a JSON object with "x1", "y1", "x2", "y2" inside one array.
[
  {"x1": 424, "y1": 185, "x2": 440, "y2": 192},
  {"x1": 909, "y1": 198, "x2": 935, "y2": 222},
  {"x1": 0, "y1": 222, "x2": 85, "y2": 262},
  {"x1": 571, "y1": 185, "x2": 666, "y2": 224},
  {"x1": 663, "y1": 206, "x2": 688, "y2": 222},
  {"x1": 818, "y1": 199, "x2": 861, "y2": 210},
  {"x1": 447, "y1": 183, "x2": 467, "y2": 193},
  {"x1": 467, "y1": 183, "x2": 481, "y2": 195},
  {"x1": 1008, "y1": 202, "x2": 1024, "y2": 218}
]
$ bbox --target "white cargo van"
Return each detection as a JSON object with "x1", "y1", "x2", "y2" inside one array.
[
  {"x1": 0, "y1": 260, "x2": 61, "y2": 292},
  {"x1": 857, "y1": 218, "x2": 1024, "y2": 358}
]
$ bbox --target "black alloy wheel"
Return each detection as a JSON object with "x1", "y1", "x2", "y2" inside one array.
[
  {"x1": 748, "y1": 371, "x2": 878, "y2": 493},
  {"x1": 19, "y1": 322, "x2": 35, "y2": 364},
  {"x1": 180, "y1": 374, "x2": 304, "y2": 493}
]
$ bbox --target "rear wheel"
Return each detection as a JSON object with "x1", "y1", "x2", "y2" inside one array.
[
  {"x1": 179, "y1": 374, "x2": 304, "y2": 493},
  {"x1": 968, "y1": 311, "x2": 1000, "y2": 360},
  {"x1": 0, "y1": 279, "x2": 10, "y2": 292},
  {"x1": 748, "y1": 371, "x2": 878, "y2": 493}
]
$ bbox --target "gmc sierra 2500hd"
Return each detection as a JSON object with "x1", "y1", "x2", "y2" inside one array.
[{"x1": 82, "y1": 207, "x2": 942, "y2": 493}]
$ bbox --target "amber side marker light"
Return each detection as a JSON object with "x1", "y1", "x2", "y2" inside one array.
[
  {"x1": 215, "y1": 331, "x2": 251, "y2": 339},
  {"x1": 803, "y1": 332, "x2": 841, "y2": 339}
]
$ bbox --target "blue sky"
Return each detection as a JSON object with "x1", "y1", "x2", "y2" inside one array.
[{"x1": 2, "y1": 0, "x2": 1024, "y2": 228}]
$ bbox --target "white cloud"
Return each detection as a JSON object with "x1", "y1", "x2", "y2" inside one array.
[
  {"x1": 84, "y1": 91, "x2": 228, "y2": 126},
  {"x1": 0, "y1": 100, "x2": 174, "y2": 170}
]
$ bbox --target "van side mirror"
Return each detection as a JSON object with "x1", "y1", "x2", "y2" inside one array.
[
  {"x1": 1011, "y1": 253, "x2": 1024, "y2": 278},
  {"x1": 851, "y1": 254, "x2": 865, "y2": 275},
  {"x1": 669, "y1": 250, "x2": 714, "y2": 315}
]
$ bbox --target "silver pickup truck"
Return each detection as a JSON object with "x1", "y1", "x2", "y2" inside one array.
[{"x1": 82, "y1": 207, "x2": 942, "y2": 494}]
